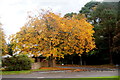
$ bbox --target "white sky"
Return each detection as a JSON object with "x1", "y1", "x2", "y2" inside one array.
[{"x1": 0, "y1": 0, "x2": 103, "y2": 41}]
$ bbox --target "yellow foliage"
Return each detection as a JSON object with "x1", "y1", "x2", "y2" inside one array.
[
  {"x1": 0, "y1": 26, "x2": 7, "y2": 55},
  {"x1": 9, "y1": 10, "x2": 96, "y2": 58}
]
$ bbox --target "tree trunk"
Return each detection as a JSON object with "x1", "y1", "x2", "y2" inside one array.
[
  {"x1": 109, "y1": 50, "x2": 113, "y2": 65},
  {"x1": 84, "y1": 61, "x2": 86, "y2": 65},
  {"x1": 108, "y1": 25, "x2": 113, "y2": 65},
  {"x1": 80, "y1": 55, "x2": 83, "y2": 65},
  {"x1": 72, "y1": 60, "x2": 74, "y2": 65},
  {"x1": 48, "y1": 54, "x2": 54, "y2": 67}
]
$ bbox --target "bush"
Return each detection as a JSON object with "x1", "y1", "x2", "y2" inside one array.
[{"x1": 2, "y1": 55, "x2": 32, "y2": 71}]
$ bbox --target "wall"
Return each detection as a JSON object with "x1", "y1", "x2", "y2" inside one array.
[
  {"x1": 31, "y1": 59, "x2": 56, "y2": 69},
  {"x1": 31, "y1": 62, "x2": 41, "y2": 69}
]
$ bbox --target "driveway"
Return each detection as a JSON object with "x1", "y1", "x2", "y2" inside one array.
[{"x1": 57, "y1": 66, "x2": 118, "y2": 71}]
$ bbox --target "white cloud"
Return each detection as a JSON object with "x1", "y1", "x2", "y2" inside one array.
[{"x1": 0, "y1": 0, "x2": 94, "y2": 42}]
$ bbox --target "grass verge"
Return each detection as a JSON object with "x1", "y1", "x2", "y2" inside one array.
[
  {"x1": 2, "y1": 67, "x2": 73, "y2": 75},
  {"x1": 42, "y1": 76, "x2": 120, "y2": 80},
  {"x1": 2, "y1": 69, "x2": 54, "y2": 75},
  {"x1": 84, "y1": 76, "x2": 119, "y2": 78},
  {"x1": 2, "y1": 70, "x2": 31, "y2": 75}
]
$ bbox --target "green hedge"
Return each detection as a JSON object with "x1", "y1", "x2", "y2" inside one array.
[{"x1": 2, "y1": 55, "x2": 32, "y2": 71}]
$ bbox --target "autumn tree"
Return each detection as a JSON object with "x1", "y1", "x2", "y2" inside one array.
[
  {"x1": 10, "y1": 10, "x2": 95, "y2": 67},
  {"x1": 0, "y1": 23, "x2": 7, "y2": 55}
]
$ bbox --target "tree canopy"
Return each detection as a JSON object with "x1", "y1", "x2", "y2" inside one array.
[
  {"x1": 10, "y1": 10, "x2": 95, "y2": 59},
  {"x1": 79, "y1": 2, "x2": 119, "y2": 64}
]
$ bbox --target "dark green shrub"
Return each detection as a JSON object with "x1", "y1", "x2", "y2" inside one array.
[{"x1": 2, "y1": 55, "x2": 32, "y2": 71}]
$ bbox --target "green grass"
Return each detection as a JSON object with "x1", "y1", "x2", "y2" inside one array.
[
  {"x1": 2, "y1": 69, "x2": 52, "y2": 75},
  {"x1": 42, "y1": 76, "x2": 120, "y2": 80},
  {"x1": 85, "y1": 76, "x2": 119, "y2": 78},
  {"x1": 41, "y1": 78, "x2": 119, "y2": 80},
  {"x1": 2, "y1": 70, "x2": 31, "y2": 75}
]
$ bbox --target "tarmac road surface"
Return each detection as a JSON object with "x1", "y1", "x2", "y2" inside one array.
[{"x1": 2, "y1": 70, "x2": 118, "y2": 79}]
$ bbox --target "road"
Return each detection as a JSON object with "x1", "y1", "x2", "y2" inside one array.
[
  {"x1": 2, "y1": 66, "x2": 119, "y2": 80},
  {"x1": 2, "y1": 70, "x2": 118, "y2": 79}
]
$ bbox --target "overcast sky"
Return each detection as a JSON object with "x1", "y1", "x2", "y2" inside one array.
[{"x1": 0, "y1": 0, "x2": 103, "y2": 41}]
